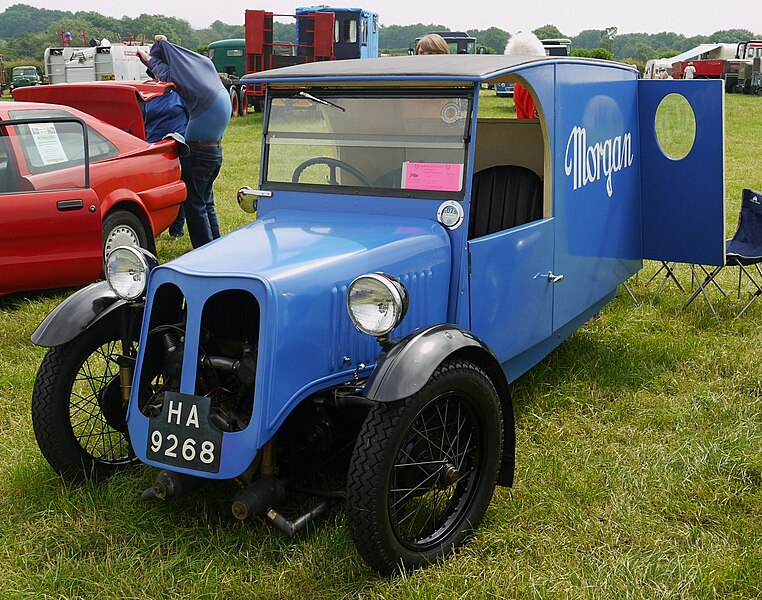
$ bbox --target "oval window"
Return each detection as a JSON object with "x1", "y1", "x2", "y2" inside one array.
[{"x1": 655, "y1": 93, "x2": 696, "y2": 160}]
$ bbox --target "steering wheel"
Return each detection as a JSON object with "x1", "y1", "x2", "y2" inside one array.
[{"x1": 291, "y1": 157, "x2": 372, "y2": 187}]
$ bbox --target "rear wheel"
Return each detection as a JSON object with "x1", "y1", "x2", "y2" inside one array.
[
  {"x1": 346, "y1": 359, "x2": 503, "y2": 574},
  {"x1": 238, "y1": 86, "x2": 248, "y2": 116},
  {"x1": 31, "y1": 313, "x2": 137, "y2": 482},
  {"x1": 230, "y1": 87, "x2": 239, "y2": 117},
  {"x1": 102, "y1": 209, "x2": 149, "y2": 261}
]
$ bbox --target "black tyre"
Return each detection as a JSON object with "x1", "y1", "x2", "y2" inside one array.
[
  {"x1": 31, "y1": 313, "x2": 137, "y2": 482},
  {"x1": 102, "y1": 209, "x2": 149, "y2": 261},
  {"x1": 238, "y1": 86, "x2": 248, "y2": 116},
  {"x1": 230, "y1": 87, "x2": 239, "y2": 118},
  {"x1": 346, "y1": 359, "x2": 503, "y2": 574}
]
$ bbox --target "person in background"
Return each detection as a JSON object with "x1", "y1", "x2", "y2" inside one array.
[
  {"x1": 416, "y1": 34, "x2": 450, "y2": 55},
  {"x1": 503, "y1": 31, "x2": 546, "y2": 119},
  {"x1": 141, "y1": 82, "x2": 189, "y2": 239},
  {"x1": 138, "y1": 35, "x2": 231, "y2": 249},
  {"x1": 684, "y1": 61, "x2": 696, "y2": 79}
]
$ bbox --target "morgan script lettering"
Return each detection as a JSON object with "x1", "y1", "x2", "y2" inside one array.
[{"x1": 564, "y1": 126, "x2": 634, "y2": 198}]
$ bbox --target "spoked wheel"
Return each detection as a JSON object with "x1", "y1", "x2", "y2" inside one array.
[
  {"x1": 32, "y1": 312, "x2": 138, "y2": 482},
  {"x1": 346, "y1": 359, "x2": 503, "y2": 574}
]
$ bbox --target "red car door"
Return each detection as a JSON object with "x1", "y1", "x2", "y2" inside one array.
[{"x1": 0, "y1": 116, "x2": 102, "y2": 294}]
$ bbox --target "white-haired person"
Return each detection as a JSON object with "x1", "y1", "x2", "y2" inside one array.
[{"x1": 504, "y1": 31, "x2": 545, "y2": 119}]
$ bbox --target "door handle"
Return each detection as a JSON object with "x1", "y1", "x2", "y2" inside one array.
[
  {"x1": 547, "y1": 272, "x2": 564, "y2": 283},
  {"x1": 57, "y1": 199, "x2": 84, "y2": 211}
]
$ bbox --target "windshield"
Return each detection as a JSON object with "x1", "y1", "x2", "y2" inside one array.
[
  {"x1": 265, "y1": 92, "x2": 471, "y2": 197},
  {"x1": 13, "y1": 67, "x2": 37, "y2": 77}
]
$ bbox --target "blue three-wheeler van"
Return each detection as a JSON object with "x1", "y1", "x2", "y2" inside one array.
[{"x1": 30, "y1": 55, "x2": 725, "y2": 574}]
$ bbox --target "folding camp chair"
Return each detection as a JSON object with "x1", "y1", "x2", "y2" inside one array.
[
  {"x1": 684, "y1": 188, "x2": 762, "y2": 317},
  {"x1": 648, "y1": 261, "x2": 685, "y2": 296}
]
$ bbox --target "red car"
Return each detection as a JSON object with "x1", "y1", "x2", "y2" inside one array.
[{"x1": 1, "y1": 81, "x2": 186, "y2": 295}]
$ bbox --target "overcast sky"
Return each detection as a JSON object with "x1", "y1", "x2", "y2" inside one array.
[{"x1": 2, "y1": 0, "x2": 758, "y2": 37}]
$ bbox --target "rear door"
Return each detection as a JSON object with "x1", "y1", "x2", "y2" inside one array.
[
  {"x1": 639, "y1": 79, "x2": 725, "y2": 266},
  {"x1": 0, "y1": 116, "x2": 101, "y2": 294}
]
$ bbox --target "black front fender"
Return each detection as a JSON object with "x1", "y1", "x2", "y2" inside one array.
[
  {"x1": 363, "y1": 324, "x2": 503, "y2": 403},
  {"x1": 31, "y1": 281, "x2": 132, "y2": 348}
]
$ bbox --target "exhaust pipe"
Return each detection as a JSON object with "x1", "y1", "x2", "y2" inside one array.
[
  {"x1": 232, "y1": 476, "x2": 335, "y2": 537},
  {"x1": 141, "y1": 470, "x2": 206, "y2": 500},
  {"x1": 231, "y1": 476, "x2": 286, "y2": 521}
]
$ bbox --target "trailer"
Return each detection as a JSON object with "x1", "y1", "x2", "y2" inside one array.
[
  {"x1": 44, "y1": 44, "x2": 152, "y2": 84},
  {"x1": 209, "y1": 6, "x2": 379, "y2": 114}
]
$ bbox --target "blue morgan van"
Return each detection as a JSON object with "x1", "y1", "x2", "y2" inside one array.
[{"x1": 30, "y1": 55, "x2": 726, "y2": 574}]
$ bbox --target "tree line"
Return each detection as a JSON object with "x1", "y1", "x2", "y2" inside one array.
[{"x1": 0, "y1": 3, "x2": 758, "y2": 69}]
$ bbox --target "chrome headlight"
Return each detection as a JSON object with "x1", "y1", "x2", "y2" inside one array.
[
  {"x1": 106, "y1": 246, "x2": 155, "y2": 300},
  {"x1": 347, "y1": 273, "x2": 408, "y2": 337}
]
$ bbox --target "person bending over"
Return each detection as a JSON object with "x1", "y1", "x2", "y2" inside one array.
[{"x1": 139, "y1": 35, "x2": 231, "y2": 248}]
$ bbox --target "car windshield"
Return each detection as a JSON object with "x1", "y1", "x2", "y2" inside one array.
[
  {"x1": 265, "y1": 92, "x2": 471, "y2": 197},
  {"x1": 13, "y1": 67, "x2": 37, "y2": 77}
]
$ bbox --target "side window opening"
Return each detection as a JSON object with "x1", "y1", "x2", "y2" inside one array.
[{"x1": 469, "y1": 78, "x2": 547, "y2": 239}]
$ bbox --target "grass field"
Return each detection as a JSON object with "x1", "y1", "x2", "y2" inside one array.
[{"x1": 0, "y1": 91, "x2": 761, "y2": 599}]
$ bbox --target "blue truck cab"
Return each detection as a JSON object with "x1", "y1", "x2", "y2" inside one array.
[
  {"x1": 295, "y1": 6, "x2": 379, "y2": 59},
  {"x1": 31, "y1": 55, "x2": 725, "y2": 574}
]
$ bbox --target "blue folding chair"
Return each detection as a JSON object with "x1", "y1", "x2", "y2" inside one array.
[{"x1": 685, "y1": 188, "x2": 762, "y2": 317}]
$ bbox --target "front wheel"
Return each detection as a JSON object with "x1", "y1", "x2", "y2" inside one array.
[
  {"x1": 346, "y1": 359, "x2": 503, "y2": 574},
  {"x1": 31, "y1": 312, "x2": 137, "y2": 482},
  {"x1": 102, "y1": 209, "x2": 149, "y2": 261}
]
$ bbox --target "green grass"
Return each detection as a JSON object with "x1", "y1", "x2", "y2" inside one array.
[{"x1": 1, "y1": 93, "x2": 761, "y2": 599}]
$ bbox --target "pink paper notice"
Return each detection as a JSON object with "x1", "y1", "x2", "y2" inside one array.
[{"x1": 402, "y1": 162, "x2": 463, "y2": 192}]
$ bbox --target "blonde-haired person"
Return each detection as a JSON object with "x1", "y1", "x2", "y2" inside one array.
[
  {"x1": 504, "y1": 31, "x2": 545, "y2": 119},
  {"x1": 416, "y1": 33, "x2": 450, "y2": 55}
]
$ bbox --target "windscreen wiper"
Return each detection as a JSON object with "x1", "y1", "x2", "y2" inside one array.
[{"x1": 297, "y1": 91, "x2": 346, "y2": 112}]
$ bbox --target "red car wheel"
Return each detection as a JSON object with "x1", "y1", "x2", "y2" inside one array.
[{"x1": 102, "y1": 210, "x2": 149, "y2": 261}]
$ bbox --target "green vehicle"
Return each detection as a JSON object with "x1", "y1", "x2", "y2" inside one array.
[{"x1": 9, "y1": 65, "x2": 43, "y2": 92}]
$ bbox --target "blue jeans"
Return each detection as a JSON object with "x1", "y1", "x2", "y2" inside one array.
[{"x1": 181, "y1": 144, "x2": 222, "y2": 248}]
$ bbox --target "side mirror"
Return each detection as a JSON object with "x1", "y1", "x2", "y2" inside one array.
[{"x1": 237, "y1": 186, "x2": 271, "y2": 214}]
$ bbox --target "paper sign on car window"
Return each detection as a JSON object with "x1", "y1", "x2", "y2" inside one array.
[
  {"x1": 29, "y1": 124, "x2": 68, "y2": 165},
  {"x1": 402, "y1": 162, "x2": 463, "y2": 192}
]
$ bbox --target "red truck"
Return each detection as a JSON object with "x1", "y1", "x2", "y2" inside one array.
[
  {"x1": 672, "y1": 59, "x2": 725, "y2": 80},
  {"x1": 218, "y1": 7, "x2": 378, "y2": 112}
]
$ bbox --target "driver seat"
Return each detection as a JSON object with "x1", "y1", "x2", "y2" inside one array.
[{"x1": 468, "y1": 165, "x2": 543, "y2": 239}]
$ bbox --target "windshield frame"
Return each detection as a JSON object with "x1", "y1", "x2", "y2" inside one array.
[{"x1": 262, "y1": 88, "x2": 474, "y2": 200}]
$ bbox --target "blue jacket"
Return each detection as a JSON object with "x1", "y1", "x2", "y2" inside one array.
[{"x1": 142, "y1": 89, "x2": 188, "y2": 142}]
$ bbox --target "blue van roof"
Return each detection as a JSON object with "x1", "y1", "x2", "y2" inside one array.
[{"x1": 242, "y1": 55, "x2": 633, "y2": 85}]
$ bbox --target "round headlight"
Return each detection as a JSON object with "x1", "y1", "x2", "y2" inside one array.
[
  {"x1": 347, "y1": 273, "x2": 408, "y2": 337},
  {"x1": 106, "y1": 246, "x2": 150, "y2": 300}
]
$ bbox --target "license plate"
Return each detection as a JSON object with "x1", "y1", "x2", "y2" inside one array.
[{"x1": 146, "y1": 392, "x2": 222, "y2": 473}]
